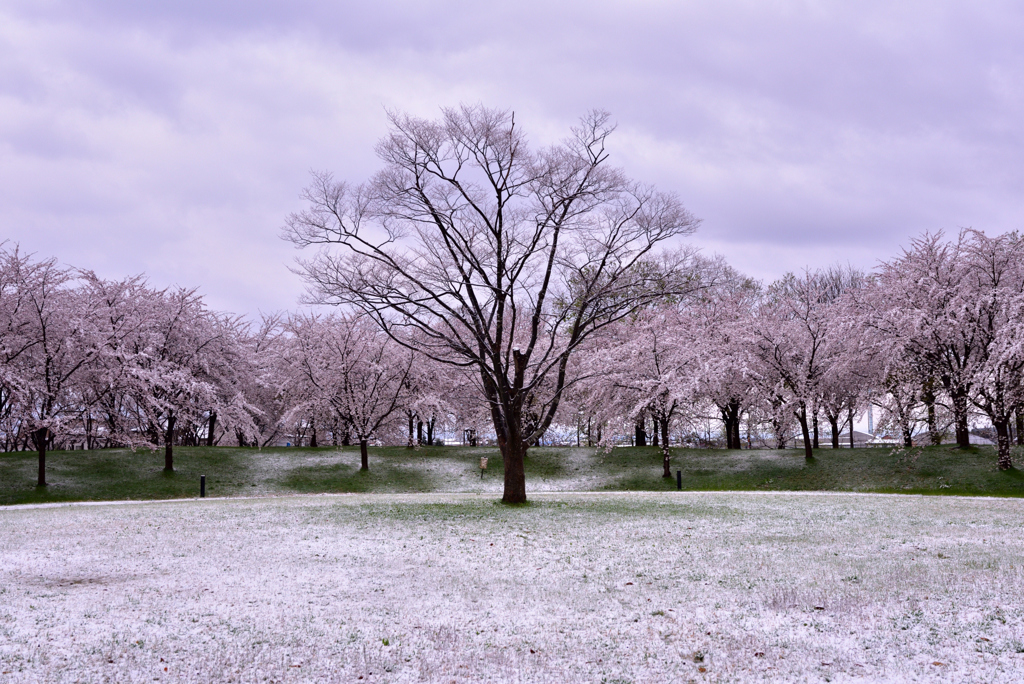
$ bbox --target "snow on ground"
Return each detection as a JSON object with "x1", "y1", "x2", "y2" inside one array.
[{"x1": 2, "y1": 492, "x2": 1024, "y2": 682}]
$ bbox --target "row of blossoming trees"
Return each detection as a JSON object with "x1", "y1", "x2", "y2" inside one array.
[
  {"x1": 0, "y1": 247, "x2": 472, "y2": 485},
  {"x1": 6, "y1": 228, "x2": 1024, "y2": 487},
  {"x1": 568, "y1": 229, "x2": 1024, "y2": 472}
]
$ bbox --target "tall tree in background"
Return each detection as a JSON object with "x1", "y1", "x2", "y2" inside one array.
[
  {"x1": 866, "y1": 230, "x2": 1024, "y2": 460},
  {"x1": 1, "y1": 248, "x2": 101, "y2": 485},
  {"x1": 284, "y1": 106, "x2": 702, "y2": 502},
  {"x1": 748, "y1": 268, "x2": 859, "y2": 459},
  {"x1": 285, "y1": 314, "x2": 411, "y2": 470}
]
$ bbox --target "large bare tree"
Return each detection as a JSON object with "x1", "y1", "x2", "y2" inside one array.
[{"x1": 284, "y1": 106, "x2": 701, "y2": 503}]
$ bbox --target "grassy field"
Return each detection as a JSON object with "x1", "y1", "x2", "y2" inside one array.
[
  {"x1": 2, "y1": 492, "x2": 1023, "y2": 682},
  {"x1": 3, "y1": 443, "x2": 1024, "y2": 505}
]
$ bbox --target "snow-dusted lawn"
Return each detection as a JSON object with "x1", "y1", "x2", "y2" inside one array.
[{"x1": 2, "y1": 492, "x2": 1023, "y2": 682}]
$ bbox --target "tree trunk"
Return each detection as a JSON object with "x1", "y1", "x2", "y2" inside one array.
[
  {"x1": 359, "y1": 439, "x2": 369, "y2": 471},
  {"x1": 310, "y1": 419, "x2": 318, "y2": 448},
  {"x1": 773, "y1": 418, "x2": 787, "y2": 449},
  {"x1": 207, "y1": 411, "x2": 217, "y2": 447},
  {"x1": 848, "y1": 405, "x2": 855, "y2": 449},
  {"x1": 828, "y1": 415, "x2": 839, "y2": 448},
  {"x1": 86, "y1": 416, "x2": 93, "y2": 451},
  {"x1": 635, "y1": 417, "x2": 647, "y2": 447},
  {"x1": 796, "y1": 403, "x2": 813, "y2": 459},
  {"x1": 995, "y1": 417, "x2": 1013, "y2": 470},
  {"x1": 500, "y1": 428, "x2": 528, "y2": 504},
  {"x1": 35, "y1": 427, "x2": 48, "y2": 487},
  {"x1": 164, "y1": 413, "x2": 176, "y2": 471},
  {"x1": 923, "y1": 377, "x2": 941, "y2": 445},
  {"x1": 417, "y1": 420, "x2": 423, "y2": 446},
  {"x1": 720, "y1": 403, "x2": 739, "y2": 449},
  {"x1": 812, "y1": 411, "x2": 819, "y2": 450},
  {"x1": 660, "y1": 415, "x2": 671, "y2": 476},
  {"x1": 952, "y1": 392, "x2": 971, "y2": 448},
  {"x1": 651, "y1": 418, "x2": 660, "y2": 447},
  {"x1": 407, "y1": 412, "x2": 415, "y2": 448},
  {"x1": 427, "y1": 418, "x2": 435, "y2": 446},
  {"x1": 1016, "y1": 409, "x2": 1024, "y2": 447},
  {"x1": 902, "y1": 424, "x2": 914, "y2": 448}
]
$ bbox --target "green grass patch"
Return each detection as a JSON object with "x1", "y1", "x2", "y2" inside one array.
[
  {"x1": 601, "y1": 444, "x2": 1024, "y2": 496},
  {"x1": 3, "y1": 442, "x2": 1024, "y2": 505}
]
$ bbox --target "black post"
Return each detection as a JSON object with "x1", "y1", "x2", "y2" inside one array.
[
  {"x1": 200, "y1": 475, "x2": 206, "y2": 498},
  {"x1": 676, "y1": 470, "x2": 682, "y2": 490}
]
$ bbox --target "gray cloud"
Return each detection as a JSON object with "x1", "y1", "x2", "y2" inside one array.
[{"x1": 1, "y1": 0, "x2": 1022, "y2": 313}]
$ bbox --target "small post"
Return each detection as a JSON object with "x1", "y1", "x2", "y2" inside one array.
[
  {"x1": 200, "y1": 475, "x2": 206, "y2": 498},
  {"x1": 676, "y1": 470, "x2": 682, "y2": 490}
]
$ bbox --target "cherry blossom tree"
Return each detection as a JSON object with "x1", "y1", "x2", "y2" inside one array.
[
  {"x1": 865, "y1": 230, "x2": 1024, "y2": 464},
  {"x1": 747, "y1": 267, "x2": 861, "y2": 459},
  {"x1": 285, "y1": 314, "x2": 412, "y2": 470},
  {"x1": 0, "y1": 247, "x2": 104, "y2": 485},
  {"x1": 284, "y1": 105, "x2": 702, "y2": 503},
  {"x1": 686, "y1": 272, "x2": 759, "y2": 449}
]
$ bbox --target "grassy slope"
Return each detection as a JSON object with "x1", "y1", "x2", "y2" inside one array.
[{"x1": 2, "y1": 443, "x2": 1024, "y2": 505}]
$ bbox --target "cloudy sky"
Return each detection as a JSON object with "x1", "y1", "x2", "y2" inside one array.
[{"x1": 2, "y1": 1, "x2": 1022, "y2": 315}]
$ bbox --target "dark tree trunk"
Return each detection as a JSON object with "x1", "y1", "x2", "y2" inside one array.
[
  {"x1": 86, "y1": 416, "x2": 93, "y2": 451},
  {"x1": 500, "y1": 428, "x2": 528, "y2": 504},
  {"x1": 207, "y1": 411, "x2": 217, "y2": 447},
  {"x1": 310, "y1": 419, "x2": 318, "y2": 448},
  {"x1": 35, "y1": 427, "x2": 48, "y2": 486},
  {"x1": 848, "y1": 405, "x2": 855, "y2": 449},
  {"x1": 164, "y1": 413, "x2": 176, "y2": 471},
  {"x1": 812, "y1": 411, "x2": 819, "y2": 450},
  {"x1": 796, "y1": 403, "x2": 813, "y2": 459},
  {"x1": 427, "y1": 418, "x2": 435, "y2": 446},
  {"x1": 417, "y1": 420, "x2": 423, "y2": 446},
  {"x1": 723, "y1": 400, "x2": 742, "y2": 449},
  {"x1": 995, "y1": 418, "x2": 1013, "y2": 470},
  {"x1": 652, "y1": 418, "x2": 660, "y2": 447},
  {"x1": 902, "y1": 424, "x2": 914, "y2": 448},
  {"x1": 635, "y1": 417, "x2": 647, "y2": 447},
  {"x1": 661, "y1": 417, "x2": 670, "y2": 450},
  {"x1": 359, "y1": 439, "x2": 369, "y2": 471},
  {"x1": 828, "y1": 415, "x2": 840, "y2": 449},
  {"x1": 407, "y1": 412, "x2": 415, "y2": 449},
  {"x1": 952, "y1": 392, "x2": 971, "y2": 448},
  {"x1": 922, "y1": 378, "x2": 941, "y2": 445},
  {"x1": 1016, "y1": 409, "x2": 1024, "y2": 447},
  {"x1": 596, "y1": 423, "x2": 602, "y2": 444},
  {"x1": 342, "y1": 430, "x2": 350, "y2": 446}
]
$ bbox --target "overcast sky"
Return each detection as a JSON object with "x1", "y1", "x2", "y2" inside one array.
[{"x1": 2, "y1": 1, "x2": 1022, "y2": 315}]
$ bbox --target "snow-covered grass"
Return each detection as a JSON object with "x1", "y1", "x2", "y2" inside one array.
[{"x1": 3, "y1": 492, "x2": 1024, "y2": 682}]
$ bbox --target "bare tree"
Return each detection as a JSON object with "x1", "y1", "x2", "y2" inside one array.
[{"x1": 284, "y1": 106, "x2": 701, "y2": 502}]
